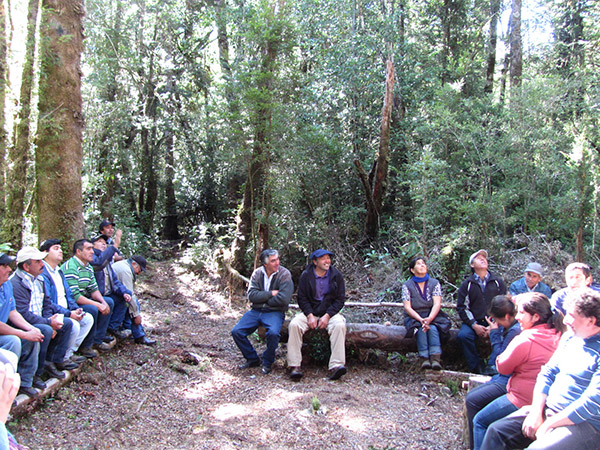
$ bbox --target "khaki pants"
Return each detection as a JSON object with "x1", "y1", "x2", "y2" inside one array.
[{"x1": 287, "y1": 312, "x2": 346, "y2": 370}]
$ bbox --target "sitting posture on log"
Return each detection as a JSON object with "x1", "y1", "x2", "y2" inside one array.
[
  {"x1": 473, "y1": 293, "x2": 564, "y2": 450},
  {"x1": 401, "y1": 256, "x2": 450, "y2": 370},
  {"x1": 509, "y1": 262, "x2": 552, "y2": 298},
  {"x1": 466, "y1": 295, "x2": 521, "y2": 449},
  {"x1": 481, "y1": 288, "x2": 600, "y2": 449},
  {"x1": 457, "y1": 249, "x2": 507, "y2": 374},
  {"x1": 231, "y1": 249, "x2": 293, "y2": 375},
  {"x1": 551, "y1": 262, "x2": 600, "y2": 315},
  {"x1": 288, "y1": 249, "x2": 347, "y2": 381}
]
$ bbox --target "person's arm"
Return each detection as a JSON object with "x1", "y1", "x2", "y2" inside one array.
[
  {"x1": 3, "y1": 310, "x2": 44, "y2": 342},
  {"x1": 325, "y1": 270, "x2": 346, "y2": 317},
  {"x1": 495, "y1": 334, "x2": 529, "y2": 375},
  {"x1": 509, "y1": 279, "x2": 520, "y2": 296},
  {"x1": 247, "y1": 269, "x2": 271, "y2": 305},
  {"x1": 402, "y1": 284, "x2": 425, "y2": 324},
  {"x1": 456, "y1": 279, "x2": 474, "y2": 326},
  {"x1": 425, "y1": 282, "x2": 442, "y2": 323},
  {"x1": 266, "y1": 270, "x2": 293, "y2": 309},
  {"x1": 522, "y1": 391, "x2": 548, "y2": 439},
  {"x1": 11, "y1": 280, "x2": 50, "y2": 326},
  {"x1": 91, "y1": 246, "x2": 118, "y2": 270}
]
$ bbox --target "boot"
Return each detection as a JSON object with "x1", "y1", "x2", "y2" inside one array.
[
  {"x1": 420, "y1": 357, "x2": 431, "y2": 370},
  {"x1": 430, "y1": 354, "x2": 442, "y2": 371}
]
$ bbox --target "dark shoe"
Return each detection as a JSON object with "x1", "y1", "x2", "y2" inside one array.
[
  {"x1": 430, "y1": 355, "x2": 442, "y2": 371},
  {"x1": 134, "y1": 336, "x2": 156, "y2": 346},
  {"x1": 421, "y1": 358, "x2": 432, "y2": 370},
  {"x1": 94, "y1": 342, "x2": 111, "y2": 352},
  {"x1": 102, "y1": 335, "x2": 115, "y2": 343},
  {"x1": 238, "y1": 359, "x2": 260, "y2": 370},
  {"x1": 18, "y1": 386, "x2": 39, "y2": 398},
  {"x1": 78, "y1": 347, "x2": 98, "y2": 359},
  {"x1": 108, "y1": 329, "x2": 129, "y2": 340},
  {"x1": 70, "y1": 355, "x2": 87, "y2": 364},
  {"x1": 328, "y1": 365, "x2": 347, "y2": 380},
  {"x1": 289, "y1": 367, "x2": 303, "y2": 381},
  {"x1": 56, "y1": 360, "x2": 79, "y2": 371},
  {"x1": 261, "y1": 365, "x2": 272, "y2": 375},
  {"x1": 32, "y1": 376, "x2": 47, "y2": 390},
  {"x1": 44, "y1": 362, "x2": 66, "y2": 379}
]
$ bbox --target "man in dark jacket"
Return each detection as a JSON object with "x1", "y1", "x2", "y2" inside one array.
[
  {"x1": 231, "y1": 249, "x2": 293, "y2": 375},
  {"x1": 456, "y1": 249, "x2": 507, "y2": 373},
  {"x1": 287, "y1": 249, "x2": 347, "y2": 381}
]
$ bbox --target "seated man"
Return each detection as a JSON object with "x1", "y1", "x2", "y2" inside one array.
[
  {"x1": 39, "y1": 239, "x2": 96, "y2": 360},
  {"x1": 231, "y1": 249, "x2": 293, "y2": 375},
  {"x1": 288, "y1": 249, "x2": 347, "y2": 381},
  {"x1": 10, "y1": 247, "x2": 76, "y2": 383},
  {"x1": 457, "y1": 249, "x2": 507, "y2": 374},
  {"x1": 481, "y1": 288, "x2": 600, "y2": 449},
  {"x1": 0, "y1": 253, "x2": 44, "y2": 397},
  {"x1": 551, "y1": 262, "x2": 600, "y2": 314},
  {"x1": 112, "y1": 255, "x2": 156, "y2": 345},
  {"x1": 90, "y1": 235, "x2": 132, "y2": 341},
  {"x1": 61, "y1": 239, "x2": 114, "y2": 352},
  {"x1": 509, "y1": 262, "x2": 552, "y2": 298}
]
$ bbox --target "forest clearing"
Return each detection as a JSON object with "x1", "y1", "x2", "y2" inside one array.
[{"x1": 10, "y1": 255, "x2": 466, "y2": 450}]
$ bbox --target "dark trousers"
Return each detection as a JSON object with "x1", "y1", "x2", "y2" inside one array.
[{"x1": 231, "y1": 309, "x2": 284, "y2": 368}]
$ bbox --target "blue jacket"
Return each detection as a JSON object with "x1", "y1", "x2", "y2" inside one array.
[
  {"x1": 40, "y1": 264, "x2": 79, "y2": 316},
  {"x1": 509, "y1": 277, "x2": 552, "y2": 298},
  {"x1": 9, "y1": 270, "x2": 66, "y2": 326},
  {"x1": 91, "y1": 248, "x2": 131, "y2": 298}
]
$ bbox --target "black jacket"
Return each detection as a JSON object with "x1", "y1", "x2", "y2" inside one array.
[
  {"x1": 456, "y1": 271, "x2": 506, "y2": 326},
  {"x1": 297, "y1": 264, "x2": 345, "y2": 317}
]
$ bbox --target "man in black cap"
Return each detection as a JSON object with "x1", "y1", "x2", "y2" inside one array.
[
  {"x1": 231, "y1": 249, "x2": 293, "y2": 374},
  {"x1": 111, "y1": 255, "x2": 155, "y2": 345},
  {"x1": 287, "y1": 249, "x2": 347, "y2": 381},
  {"x1": 98, "y1": 219, "x2": 123, "y2": 262}
]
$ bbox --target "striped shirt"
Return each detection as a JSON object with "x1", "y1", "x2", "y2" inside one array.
[{"x1": 61, "y1": 256, "x2": 99, "y2": 300}]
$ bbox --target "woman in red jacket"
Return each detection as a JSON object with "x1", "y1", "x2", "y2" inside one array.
[{"x1": 472, "y1": 292, "x2": 565, "y2": 450}]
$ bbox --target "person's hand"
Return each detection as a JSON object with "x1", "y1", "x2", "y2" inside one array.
[
  {"x1": 317, "y1": 314, "x2": 330, "y2": 329},
  {"x1": 71, "y1": 309, "x2": 84, "y2": 321},
  {"x1": 49, "y1": 314, "x2": 64, "y2": 330},
  {"x1": 0, "y1": 363, "x2": 20, "y2": 423},
  {"x1": 133, "y1": 316, "x2": 142, "y2": 326},
  {"x1": 271, "y1": 290, "x2": 279, "y2": 297},
  {"x1": 22, "y1": 328, "x2": 44, "y2": 342},
  {"x1": 522, "y1": 411, "x2": 544, "y2": 440},
  {"x1": 113, "y1": 229, "x2": 122, "y2": 247},
  {"x1": 485, "y1": 316, "x2": 499, "y2": 330},
  {"x1": 307, "y1": 314, "x2": 318, "y2": 330},
  {"x1": 473, "y1": 323, "x2": 488, "y2": 337},
  {"x1": 124, "y1": 294, "x2": 132, "y2": 303},
  {"x1": 98, "y1": 301, "x2": 110, "y2": 315}
]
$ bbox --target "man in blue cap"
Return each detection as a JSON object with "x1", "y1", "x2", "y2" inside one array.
[{"x1": 287, "y1": 249, "x2": 347, "y2": 381}]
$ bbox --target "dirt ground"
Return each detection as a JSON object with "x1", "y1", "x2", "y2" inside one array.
[{"x1": 9, "y1": 256, "x2": 466, "y2": 450}]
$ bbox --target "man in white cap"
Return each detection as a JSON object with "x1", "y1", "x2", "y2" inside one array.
[
  {"x1": 287, "y1": 249, "x2": 347, "y2": 381},
  {"x1": 509, "y1": 262, "x2": 552, "y2": 298},
  {"x1": 456, "y1": 249, "x2": 507, "y2": 374},
  {"x1": 10, "y1": 247, "x2": 77, "y2": 386}
]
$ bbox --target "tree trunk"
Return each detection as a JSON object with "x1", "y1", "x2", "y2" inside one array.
[
  {"x1": 0, "y1": 0, "x2": 7, "y2": 218},
  {"x1": 509, "y1": 0, "x2": 522, "y2": 91},
  {"x1": 162, "y1": 129, "x2": 180, "y2": 240},
  {"x1": 36, "y1": 0, "x2": 85, "y2": 245},
  {"x1": 355, "y1": 56, "x2": 394, "y2": 240},
  {"x1": 1, "y1": 0, "x2": 40, "y2": 248},
  {"x1": 484, "y1": 0, "x2": 501, "y2": 94}
]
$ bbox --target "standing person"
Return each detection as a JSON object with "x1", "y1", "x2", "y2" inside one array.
[
  {"x1": 509, "y1": 263, "x2": 552, "y2": 298},
  {"x1": 112, "y1": 256, "x2": 156, "y2": 345},
  {"x1": 39, "y1": 239, "x2": 96, "y2": 360},
  {"x1": 401, "y1": 256, "x2": 451, "y2": 370},
  {"x1": 457, "y1": 249, "x2": 507, "y2": 373},
  {"x1": 481, "y1": 288, "x2": 600, "y2": 449},
  {"x1": 231, "y1": 249, "x2": 293, "y2": 375},
  {"x1": 10, "y1": 247, "x2": 77, "y2": 383},
  {"x1": 0, "y1": 253, "x2": 44, "y2": 398},
  {"x1": 472, "y1": 293, "x2": 564, "y2": 450},
  {"x1": 287, "y1": 249, "x2": 347, "y2": 381},
  {"x1": 465, "y1": 295, "x2": 522, "y2": 449},
  {"x1": 61, "y1": 239, "x2": 114, "y2": 352},
  {"x1": 98, "y1": 219, "x2": 123, "y2": 262}
]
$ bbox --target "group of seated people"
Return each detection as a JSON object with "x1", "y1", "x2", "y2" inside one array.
[{"x1": 0, "y1": 219, "x2": 155, "y2": 402}]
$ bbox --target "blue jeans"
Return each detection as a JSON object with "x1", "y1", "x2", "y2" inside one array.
[
  {"x1": 458, "y1": 324, "x2": 483, "y2": 372},
  {"x1": 110, "y1": 295, "x2": 145, "y2": 339},
  {"x1": 231, "y1": 309, "x2": 284, "y2": 367},
  {"x1": 416, "y1": 324, "x2": 441, "y2": 358},
  {"x1": 0, "y1": 335, "x2": 38, "y2": 388},
  {"x1": 465, "y1": 381, "x2": 508, "y2": 449},
  {"x1": 473, "y1": 394, "x2": 518, "y2": 450},
  {"x1": 81, "y1": 297, "x2": 114, "y2": 345},
  {"x1": 34, "y1": 319, "x2": 73, "y2": 373},
  {"x1": 482, "y1": 407, "x2": 600, "y2": 450}
]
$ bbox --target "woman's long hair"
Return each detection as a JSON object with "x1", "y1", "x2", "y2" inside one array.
[{"x1": 514, "y1": 292, "x2": 566, "y2": 334}]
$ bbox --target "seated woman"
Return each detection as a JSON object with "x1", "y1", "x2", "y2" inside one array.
[
  {"x1": 465, "y1": 295, "x2": 521, "y2": 450},
  {"x1": 472, "y1": 292, "x2": 565, "y2": 450},
  {"x1": 401, "y1": 256, "x2": 451, "y2": 370}
]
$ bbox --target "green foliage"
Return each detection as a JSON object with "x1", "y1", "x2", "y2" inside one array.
[{"x1": 311, "y1": 395, "x2": 321, "y2": 412}]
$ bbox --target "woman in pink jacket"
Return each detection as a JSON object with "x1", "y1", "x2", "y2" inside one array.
[{"x1": 472, "y1": 292, "x2": 565, "y2": 450}]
